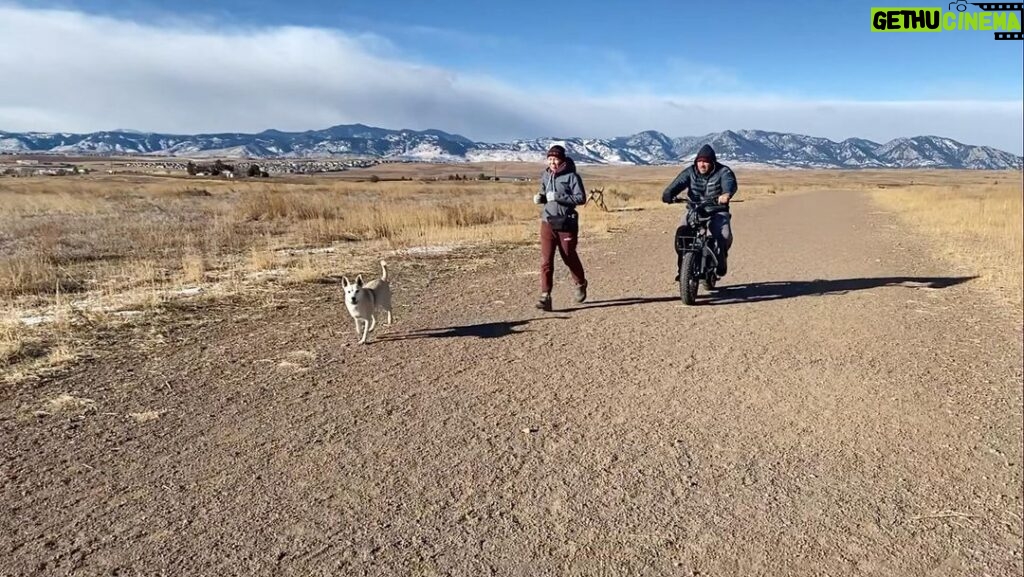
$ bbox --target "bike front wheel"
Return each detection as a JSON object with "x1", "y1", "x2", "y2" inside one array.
[{"x1": 679, "y1": 251, "x2": 699, "y2": 305}]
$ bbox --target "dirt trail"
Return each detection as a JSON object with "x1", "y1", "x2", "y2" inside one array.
[{"x1": 2, "y1": 189, "x2": 1022, "y2": 576}]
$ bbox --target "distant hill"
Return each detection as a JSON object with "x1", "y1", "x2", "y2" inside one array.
[{"x1": 1, "y1": 125, "x2": 1020, "y2": 169}]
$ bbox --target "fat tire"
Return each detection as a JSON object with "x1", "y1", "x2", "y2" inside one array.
[{"x1": 680, "y1": 252, "x2": 699, "y2": 305}]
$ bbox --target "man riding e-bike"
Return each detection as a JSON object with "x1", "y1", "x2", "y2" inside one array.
[{"x1": 661, "y1": 144, "x2": 737, "y2": 280}]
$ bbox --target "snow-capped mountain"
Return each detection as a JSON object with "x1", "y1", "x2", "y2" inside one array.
[{"x1": 0, "y1": 124, "x2": 1019, "y2": 169}]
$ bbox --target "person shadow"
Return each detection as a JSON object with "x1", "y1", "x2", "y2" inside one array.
[
  {"x1": 701, "y1": 275, "x2": 978, "y2": 305},
  {"x1": 376, "y1": 316, "x2": 571, "y2": 341},
  {"x1": 559, "y1": 296, "x2": 680, "y2": 312},
  {"x1": 375, "y1": 297, "x2": 682, "y2": 342}
]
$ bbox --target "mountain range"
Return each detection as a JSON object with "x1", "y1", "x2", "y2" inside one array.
[{"x1": 1, "y1": 124, "x2": 1020, "y2": 169}]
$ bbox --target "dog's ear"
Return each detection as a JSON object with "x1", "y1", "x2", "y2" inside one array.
[
  {"x1": 355, "y1": 275, "x2": 364, "y2": 287},
  {"x1": 341, "y1": 276, "x2": 350, "y2": 287}
]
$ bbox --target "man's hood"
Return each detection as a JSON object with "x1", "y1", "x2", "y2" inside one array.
[{"x1": 693, "y1": 144, "x2": 717, "y2": 168}]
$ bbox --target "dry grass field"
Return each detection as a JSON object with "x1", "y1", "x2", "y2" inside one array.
[
  {"x1": 867, "y1": 173, "x2": 1022, "y2": 308},
  {"x1": 1, "y1": 161, "x2": 1020, "y2": 382}
]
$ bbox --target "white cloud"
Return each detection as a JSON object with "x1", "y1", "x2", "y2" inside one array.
[{"x1": 0, "y1": 4, "x2": 1021, "y2": 154}]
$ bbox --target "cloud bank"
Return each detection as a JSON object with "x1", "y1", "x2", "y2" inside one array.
[{"x1": 0, "y1": 4, "x2": 1021, "y2": 153}]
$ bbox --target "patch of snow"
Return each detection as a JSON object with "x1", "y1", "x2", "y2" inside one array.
[
  {"x1": 392, "y1": 242, "x2": 475, "y2": 256},
  {"x1": 404, "y1": 245, "x2": 457, "y2": 255},
  {"x1": 276, "y1": 247, "x2": 336, "y2": 255},
  {"x1": 247, "y1": 269, "x2": 288, "y2": 280},
  {"x1": 19, "y1": 315, "x2": 52, "y2": 326}
]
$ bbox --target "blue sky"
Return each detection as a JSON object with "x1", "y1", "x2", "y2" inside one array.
[{"x1": 1, "y1": 0, "x2": 1022, "y2": 152}]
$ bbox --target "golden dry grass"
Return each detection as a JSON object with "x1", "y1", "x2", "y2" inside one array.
[
  {"x1": 0, "y1": 173, "x2": 669, "y2": 300},
  {"x1": 866, "y1": 171, "x2": 1022, "y2": 308}
]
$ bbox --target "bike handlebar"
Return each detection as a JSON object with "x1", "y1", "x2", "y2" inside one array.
[
  {"x1": 668, "y1": 196, "x2": 742, "y2": 207},
  {"x1": 683, "y1": 197, "x2": 726, "y2": 212}
]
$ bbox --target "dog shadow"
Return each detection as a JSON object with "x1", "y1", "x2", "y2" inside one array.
[
  {"x1": 378, "y1": 316, "x2": 571, "y2": 341},
  {"x1": 703, "y1": 275, "x2": 978, "y2": 305}
]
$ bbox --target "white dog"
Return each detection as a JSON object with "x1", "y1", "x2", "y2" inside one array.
[{"x1": 342, "y1": 260, "x2": 393, "y2": 344}]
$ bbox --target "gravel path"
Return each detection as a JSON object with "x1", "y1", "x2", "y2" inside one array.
[{"x1": 3, "y1": 188, "x2": 1021, "y2": 576}]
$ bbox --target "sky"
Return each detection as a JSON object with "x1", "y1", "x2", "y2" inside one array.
[{"x1": 0, "y1": 0, "x2": 1022, "y2": 153}]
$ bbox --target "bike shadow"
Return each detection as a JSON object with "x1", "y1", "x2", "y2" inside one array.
[
  {"x1": 377, "y1": 316, "x2": 571, "y2": 341},
  {"x1": 703, "y1": 275, "x2": 978, "y2": 305}
]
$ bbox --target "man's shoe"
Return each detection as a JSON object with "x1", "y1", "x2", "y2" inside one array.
[{"x1": 574, "y1": 283, "x2": 587, "y2": 304}]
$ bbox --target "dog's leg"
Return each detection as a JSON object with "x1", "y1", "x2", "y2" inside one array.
[
  {"x1": 387, "y1": 310, "x2": 393, "y2": 325},
  {"x1": 354, "y1": 318, "x2": 361, "y2": 335},
  {"x1": 368, "y1": 292, "x2": 377, "y2": 331},
  {"x1": 359, "y1": 320, "x2": 369, "y2": 344}
]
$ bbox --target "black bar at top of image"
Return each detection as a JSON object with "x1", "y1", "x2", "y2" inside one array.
[{"x1": 969, "y1": 3, "x2": 1024, "y2": 10}]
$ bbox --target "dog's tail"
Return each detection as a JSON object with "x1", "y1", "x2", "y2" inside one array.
[{"x1": 379, "y1": 260, "x2": 388, "y2": 281}]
